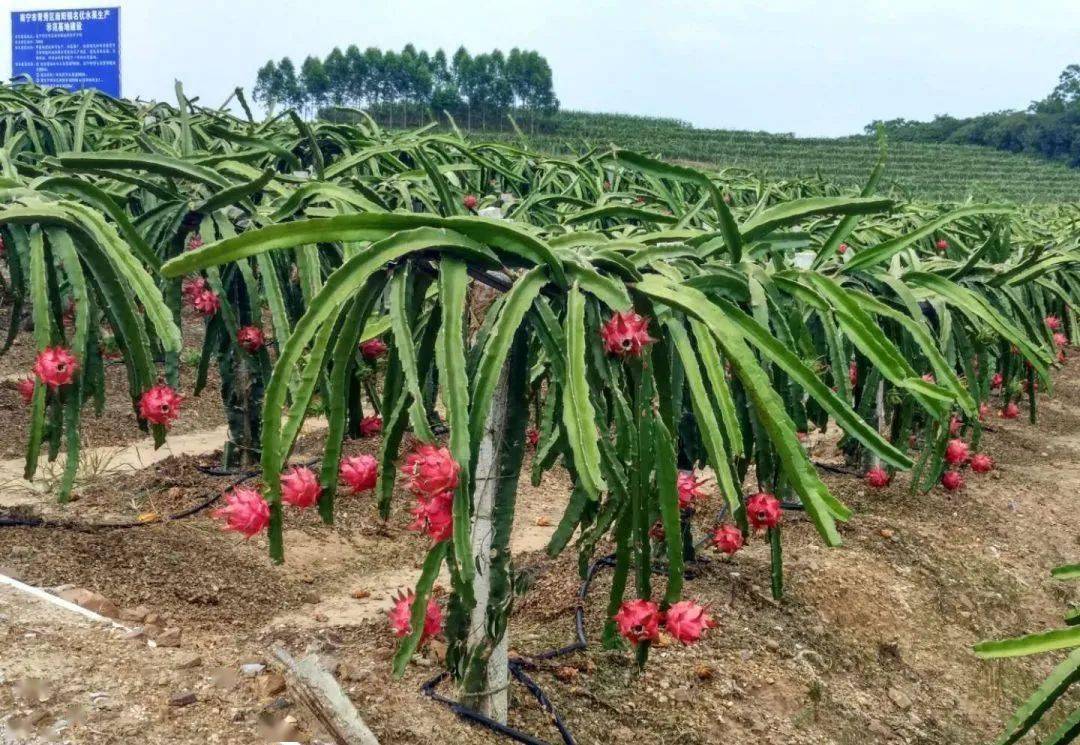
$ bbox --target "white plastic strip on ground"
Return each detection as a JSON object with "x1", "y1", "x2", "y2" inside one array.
[{"x1": 0, "y1": 572, "x2": 132, "y2": 632}]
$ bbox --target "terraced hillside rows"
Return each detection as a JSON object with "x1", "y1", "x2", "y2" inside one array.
[{"x1": 471, "y1": 111, "x2": 1080, "y2": 203}]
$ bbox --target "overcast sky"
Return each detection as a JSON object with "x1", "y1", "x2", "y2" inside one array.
[{"x1": 4, "y1": 0, "x2": 1079, "y2": 136}]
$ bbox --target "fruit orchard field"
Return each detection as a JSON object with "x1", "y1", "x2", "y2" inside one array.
[
  {"x1": 3, "y1": 329, "x2": 1080, "y2": 743},
  {"x1": 3, "y1": 82, "x2": 1080, "y2": 743}
]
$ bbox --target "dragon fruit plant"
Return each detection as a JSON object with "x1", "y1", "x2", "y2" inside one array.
[
  {"x1": 974, "y1": 562, "x2": 1080, "y2": 745},
  {"x1": 4, "y1": 82, "x2": 1076, "y2": 728}
]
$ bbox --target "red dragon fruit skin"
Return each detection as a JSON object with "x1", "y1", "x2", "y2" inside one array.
[
  {"x1": 33, "y1": 347, "x2": 78, "y2": 389},
  {"x1": 212, "y1": 487, "x2": 270, "y2": 537},
  {"x1": 138, "y1": 384, "x2": 183, "y2": 427},
  {"x1": 388, "y1": 590, "x2": 443, "y2": 643},
  {"x1": 339, "y1": 455, "x2": 378, "y2": 494},
  {"x1": 746, "y1": 492, "x2": 782, "y2": 530},
  {"x1": 600, "y1": 311, "x2": 655, "y2": 357},
  {"x1": 281, "y1": 465, "x2": 322, "y2": 509},
  {"x1": 663, "y1": 600, "x2": 717, "y2": 645},
  {"x1": 612, "y1": 598, "x2": 662, "y2": 644}
]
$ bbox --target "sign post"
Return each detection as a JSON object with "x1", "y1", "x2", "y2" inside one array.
[{"x1": 11, "y1": 8, "x2": 120, "y2": 97}]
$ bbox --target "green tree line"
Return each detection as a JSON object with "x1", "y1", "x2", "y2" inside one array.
[
  {"x1": 867, "y1": 64, "x2": 1080, "y2": 167},
  {"x1": 253, "y1": 45, "x2": 559, "y2": 130}
]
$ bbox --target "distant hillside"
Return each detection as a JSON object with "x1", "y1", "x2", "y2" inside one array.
[
  {"x1": 868, "y1": 64, "x2": 1080, "y2": 172},
  {"x1": 492, "y1": 111, "x2": 1080, "y2": 203}
]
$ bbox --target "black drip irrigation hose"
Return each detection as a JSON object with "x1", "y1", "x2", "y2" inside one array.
[{"x1": 419, "y1": 549, "x2": 716, "y2": 745}]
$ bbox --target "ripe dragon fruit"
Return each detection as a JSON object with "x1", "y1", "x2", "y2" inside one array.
[
  {"x1": 935, "y1": 239, "x2": 949, "y2": 251},
  {"x1": 33, "y1": 347, "x2": 78, "y2": 389},
  {"x1": 944, "y1": 438, "x2": 970, "y2": 466},
  {"x1": 848, "y1": 360, "x2": 858, "y2": 386},
  {"x1": 186, "y1": 234, "x2": 204, "y2": 251},
  {"x1": 281, "y1": 465, "x2": 322, "y2": 509},
  {"x1": 358, "y1": 415, "x2": 383, "y2": 438},
  {"x1": 865, "y1": 466, "x2": 890, "y2": 489},
  {"x1": 407, "y1": 490, "x2": 454, "y2": 542},
  {"x1": 940, "y1": 470, "x2": 964, "y2": 492},
  {"x1": 1000, "y1": 402, "x2": 1020, "y2": 419},
  {"x1": 612, "y1": 599, "x2": 662, "y2": 644},
  {"x1": 969, "y1": 453, "x2": 994, "y2": 474},
  {"x1": 212, "y1": 487, "x2": 270, "y2": 537},
  {"x1": 138, "y1": 384, "x2": 183, "y2": 427},
  {"x1": 462, "y1": 194, "x2": 478, "y2": 210},
  {"x1": 236, "y1": 325, "x2": 266, "y2": 353},
  {"x1": 837, "y1": 242, "x2": 848, "y2": 254},
  {"x1": 400, "y1": 444, "x2": 460, "y2": 496},
  {"x1": 711, "y1": 524, "x2": 744, "y2": 555},
  {"x1": 1045, "y1": 315, "x2": 1062, "y2": 331},
  {"x1": 182, "y1": 276, "x2": 208, "y2": 302},
  {"x1": 676, "y1": 470, "x2": 709, "y2": 509},
  {"x1": 192, "y1": 289, "x2": 221, "y2": 317},
  {"x1": 948, "y1": 416, "x2": 962, "y2": 436},
  {"x1": 663, "y1": 600, "x2": 717, "y2": 645},
  {"x1": 388, "y1": 590, "x2": 443, "y2": 642},
  {"x1": 991, "y1": 372, "x2": 1003, "y2": 389},
  {"x1": 359, "y1": 338, "x2": 388, "y2": 360},
  {"x1": 921, "y1": 373, "x2": 936, "y2": 384},
  {"x1": 526, "y1": 428, "x2": 540, "y2": 448},
  {"x1": 1053, "y1": 332, "x2": 1068, "y2": 348},
  {"x1": 746, "y1": 492, "x2": 781, "y2": 530},
  {"x1": 17, "y1": 377, "x2": 35, "y2": 404},
  {"x1": 601, "y1": 311, "x2": 655, "y2": 357},
  {"x1": 979, "y1": 402, "x2": 991, "y2": 420},
  {"x1": 339, "y1": 454, "x2": 378, "y2": 494}
]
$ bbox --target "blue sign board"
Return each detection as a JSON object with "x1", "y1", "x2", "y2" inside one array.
[{"x1": 11, "y1": 8, "x2": 120, "y2": 97}]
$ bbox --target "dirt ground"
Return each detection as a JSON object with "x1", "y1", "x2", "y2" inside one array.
[{"x1": 1, "y1": 338, "x2": 1079, "y2": 743}]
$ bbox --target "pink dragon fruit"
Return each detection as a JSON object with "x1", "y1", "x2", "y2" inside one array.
[
  {"x1": 612, "y1": 599, "x2": 662, "y2": 644},
  {"x1": 991, "y1": 372, "x2": 1003, "y2": 389},
  {"x1": 359, "y1": 338, "x2": 388, "y2": 360},
  {"x1": 746, "y1": 492, "x2": 781, "y2": 530},
  {"x1": 236, "y1": 325, "x2": 266, "y2": 353},
  {"x1": 940, "y1": 470, "x2": 964, "y2": 492},
  {"x1": 676, "y1": 470, "x2": 709, "y2": 509},
  {"x1": 17, "y1": 377, "x2": 35, "y2": 404},
  {"x1": 138, "y1": 384, "x2": 183, "y2": 427},
  {"x1": 33, "y1": 347, "x2": 78, "y2": 389},
  {"x1": 1046, "y1": 315, "x2": 1062, "y2": 331},
  {"x1": 358, "y1": 415, "x2": 383, "y2": 438},
  {"x1": 969, "y1": 453, "x2": 994, "y2": 474},
  {"x1": 1000, "y1": 402, "x2": 1020, "y2": 419},
  {"x1": 601, "y1": 311, "x2": 655, "y2": 357},
  {"x1": 281, "y1": 465, "x2": 322, "y2": 509},
  {"x1": 663, "y1": 600, "x2": 717, "y2": 645},
  {"x1": 339, "y1": 454, "x2": 378, "y2": 494},
  {"x1": 388, "y1": 590, "x2": 443, "y2": 643},
  {"x1": 711, "y1": 524, "x2": 744, "y2": 556},
  {"x1": 400, "y1": 444, "x2": 459, "y2": 496},
  {"x1": 462, "y1": 194, "x2": 478, "y2": 210},
  {"x1": 212, "y1": 487, "x2": 270, "y2": 537},
  {"x1": 407, "y1": 490, "x2": 454, "y2": 542},
  {"x1": 865, "y1": 466, "x2": 890, "y2": 489},
  {"x1": 193, "y1": 289, "x2": 221, "y2": 317},
  {"x1": 944, "y1": 438, "x2": 970, "y2": 466},
  {"x1": 186, "y1": 234, "x2": 204, "y2": 251}
]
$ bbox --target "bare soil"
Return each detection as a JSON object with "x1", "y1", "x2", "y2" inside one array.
[{"x1": 1, "y1": 354, "x2": 1079, "y2": 743}]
